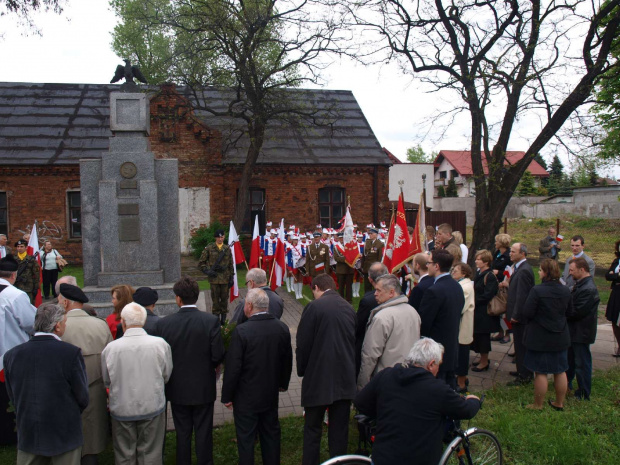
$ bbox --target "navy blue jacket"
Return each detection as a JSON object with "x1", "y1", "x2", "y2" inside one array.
[
  {"x1": 4, "y1": 335, "x2": 89, "y2": 456},
  {"x1": 418, "y1": 275, "x2": 464, "y2": 371},
  {"x1": 356, "y1": 290, "x2": 379, "y2": 376},
  {"x1": 408, "y1": 274, "x2": 434, "y2": 311}
]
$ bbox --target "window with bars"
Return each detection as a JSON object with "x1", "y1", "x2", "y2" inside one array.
[
  {"x1": 240, "y1": 188, "x2": 265, "y2": 233},
  {"x1": 318, "y1": 187, "x2": 345, "y2": 228},
  {"x1": 67, "y1": 191, "x2": 81, "y2": 238},
  {"x1": 0, "y1": 192, "x2": 7, "y2": 236}
]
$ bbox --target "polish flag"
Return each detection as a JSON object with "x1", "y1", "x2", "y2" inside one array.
[
  {"x1": 248, "y1": 215, "x2": 261, "y2": 269},
  {"x1": 337, "y1": 206, "x2": 361, "y2": 267},
  {"x1": 27, "y1": 222, "x2": 43, "y2": 307},
  {"x1": 270, "y1": 219, "x2": 286, "y2": 291},
  {"x1": 228, "y1": 221, "x2": 246, "y2": 302}
]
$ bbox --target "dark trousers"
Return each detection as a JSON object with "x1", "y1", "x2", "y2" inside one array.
[
  {"x1": 302, "y1": 399, "x2": 351, "y2": 465},
  {"x1": 363, "y1": 274, "x2": 371, "y2": 295},
  {"x1": 170, "y1": 402, "x2": 214, "y2": 465},
  {"x1": 512, "y1": 322, "x2": 532, "y2": 380},
  {"x1": 436, "y1": 368, "x2": 456, "y2": 390},
  {"x1": 455, "y1": 344, "x2": 470, "y2": 377},
  {"x1": 42, "y1": 269, "x2": 59, "y2": 298},
  {"x1": 0, "y1": 380, "x2": 17, "y2": 446},
  {"x1": 210, "y1": 284, "x2": 229, "y2": 316},
  {"x1": 337, "y1": 273, "x2": 353, "y2": 303},
  {"x1": 567, "y1": 342, "x2": 593, "y2": 399},
  {"x1": 233, "y1": 408, "x2": 280, "y2": 465}
]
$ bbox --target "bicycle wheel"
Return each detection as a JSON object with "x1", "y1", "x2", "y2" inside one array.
[
  {"x1": 320, "y1": 455, "x2": 373, "y2": 465},
  {"x1": 439, "y1": 429, "x2": 503, "y2": 465}
]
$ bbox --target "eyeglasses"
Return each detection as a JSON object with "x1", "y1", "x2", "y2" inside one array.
[
  {"x1": 427, "y1": 261, "x2": 435, "y2": 265},
  {"x1": 245, "y1": 280, "x2": 252, "y2": 285}
]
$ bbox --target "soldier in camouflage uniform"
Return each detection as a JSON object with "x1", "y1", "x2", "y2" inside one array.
[
  {"x1": 198, "y1": 230, "x2": 234, "y2": 324},
  {"x1": 14, "y1": 239, "x2": 40, "y2": 305}
]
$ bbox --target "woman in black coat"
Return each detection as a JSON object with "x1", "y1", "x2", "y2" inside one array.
[
  {"x1": 471, "y1": 250, "x2": 500, "y2": 372},
  {"x1": 605, "y1": 239, "x2": 620, "y2": 357},
  {"x1": 491, "y1": 233, "x2": 512, "y2": 343},
  {"x1": 520, "y1": 259, "x2": 572, "y2": 410}
]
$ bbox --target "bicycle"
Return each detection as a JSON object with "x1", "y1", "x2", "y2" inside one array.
[{"x1": 321, "y1": 396, "x2": 503, "y2": 465}]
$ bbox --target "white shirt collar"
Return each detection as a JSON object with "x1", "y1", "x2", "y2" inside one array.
[
  {"x1": 515, "y1": 258, "x2": 527, "y2": 269},
  {"x1": 34, "y1": 332, "x2": 61, "y2": 341}
]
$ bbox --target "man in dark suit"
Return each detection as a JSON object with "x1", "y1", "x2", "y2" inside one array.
[
  {"x1": 155, "y1": 277, "x2": 225, "y2": 465},
  {"x1": 408, "y1": 253, "x2": 433, "y2": 311},
  {"x1": 418, "y1": 249, "x2": 464, "y2": 389},
  {"x1": 222, "y1": 288, "x2": 292, "y2": 465},
  {"x1": 356, "y1": 262, "x2": 388, "y2": 376},
  {"x1": 4, "y1": 303, "x2": 89, "y2": 465},
  {"x1": 229, "y1": 268, "x2": 284, "y2": 325},
  {"x1": 505, "y1": 243, "x2": 535, "y2": 386},
  {"x1": 296, "y1": 274, "x2": 356, "y2": 465},
  {"x1": 116, "y1": 287, "x2": 161, "y2": 338},
  {"x1": 566, "y1": 257, "x2": 600, "y2": 400}
]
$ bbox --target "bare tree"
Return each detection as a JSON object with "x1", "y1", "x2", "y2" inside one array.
[
  {"x1": 339, "y1": 0, "x2": 620, "y2": 255},
  {"x1": 112, "y1": 0, "x2": 348, "y2": 229},
  {"x1": 1, "y1": 0, "x2": 64, "y2": 33}
]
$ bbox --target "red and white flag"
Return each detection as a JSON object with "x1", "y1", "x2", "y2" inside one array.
[
  {"x1": 270, "y1": 219, "x2": 286, "y2": 291},
  {"x1": 27, "y1": 222, "x2": 43, "y2": 307},
  {"x1": 384, "y1": 194, "x2": 413, "y2": 273},
  {"x1": 228, "y1": 221, "x2": 246, "y2": 302},
  {"x1": 409, "y1": 190, "x2": 425, "y2": 256},
  {"x1": 337, "y1": 206, "x2": 361, "y2": 267},
  {"x1": 248, "y1": 215, "x2": 261, "y2": 269}
]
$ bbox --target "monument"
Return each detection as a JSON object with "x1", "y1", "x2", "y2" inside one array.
[{"x1": 80, "y1": 89, "x2": 181, "y2": 316}]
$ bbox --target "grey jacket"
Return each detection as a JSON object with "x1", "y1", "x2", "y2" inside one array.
[{"x1": 562, "y1": 253, "x2": 595, "y2": 289}]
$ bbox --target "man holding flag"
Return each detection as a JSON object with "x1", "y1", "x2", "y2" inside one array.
[
  {"x1": 15, "y1": 235, "x2": 40, "y2": 306},
  {"x1": 269, "y1": 220, "x2": 287, "y2": 292},
  {"x1": 198, "y1": 230, "x2": 234, "y2": 325}
]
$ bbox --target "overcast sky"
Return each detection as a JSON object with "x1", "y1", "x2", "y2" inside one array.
[{"x1": 0, "y1": 0, "x2": 617, "y2": 178}]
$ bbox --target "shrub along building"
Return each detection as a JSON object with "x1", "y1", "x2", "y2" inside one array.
[{"x1": 0, "y1": 82, "x2": 391, "y2": 263}]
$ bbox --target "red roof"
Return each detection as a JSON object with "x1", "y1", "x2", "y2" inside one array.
[{"x1": 436, "y1": 150, "x2": 549, "y2": 177}]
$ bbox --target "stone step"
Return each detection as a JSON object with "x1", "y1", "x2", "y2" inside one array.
[
  {"x1": 89, "y1": 299, "x2": 179, "y2": 318},
  {"x1": 82, "y1": 284, "x2": 177, "y2": 303}
]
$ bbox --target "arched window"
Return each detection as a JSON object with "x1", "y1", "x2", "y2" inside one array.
[{"x1": 318, "y1": 187, "x2": 345, "y2": 228}]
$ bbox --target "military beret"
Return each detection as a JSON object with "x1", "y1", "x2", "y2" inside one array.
[
  {"x1": 133, "y1": 287, "x2": 159, "y2": 307},
  {"x1": 15, "y1": 239, "x2": 27, "y2": 247},
  {"x1": 215, "y1": 230, "x2": 225, "y2": 238},
  {"x1": 59, "y1": 283, "x2": 89, "y2": 303},
  {"x1": 0, "y1": 254, "x2": 19, "y2": 272}
]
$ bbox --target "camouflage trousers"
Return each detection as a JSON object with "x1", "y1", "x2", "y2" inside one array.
[{"x1": 210, "y1": 284, "x2": 229, "y2": 316}]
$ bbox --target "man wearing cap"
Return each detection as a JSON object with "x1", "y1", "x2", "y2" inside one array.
[
  {"x1": 14, "y1": 239, "x2": 40, "y2": 304},
  {"x1": 115, "y1": 287, "x2": 160, "y2": 338},
  {"x1": 0, "y1": 254, "x2": 36, "y2": 446},
  {"x1": 60, "y1": 283, "x2": 113, "y2": 465},
  {"x1": 362, "y1": 228, "x2": 384, "y2": 294},
  {"x1": 305, "y1": 232, "x2": 331, "y2": 281},
  {"x1": 198, "y1": 230, "x2": 234, "y2": 325},
  {"x1": 4, "y1": 303, "x2": 89, "y2": 465},
  {"x1": 334, "y1": 232, "x2": 355, "y2": 303},
  {"x1": 102, "y1": 302, "x2": 173, "y2": 465}
]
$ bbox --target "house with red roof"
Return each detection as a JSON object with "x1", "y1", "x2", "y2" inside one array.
[{"x1": 434, "y1": 150, "x2": 549, "y2": 197}]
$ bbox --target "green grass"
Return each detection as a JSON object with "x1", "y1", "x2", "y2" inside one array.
[{"x1": 3, "y1": 368, "x2": 619, "y2": 464}]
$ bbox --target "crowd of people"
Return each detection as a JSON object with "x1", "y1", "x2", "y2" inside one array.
[{"x1": 0, "y1": 224, "x2": 619, "y2": 465}]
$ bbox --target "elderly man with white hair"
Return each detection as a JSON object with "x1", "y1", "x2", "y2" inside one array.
[
  {"x1": 355, "y1": 338, "x2": 481, "y2": 465},
  {"x1": 101, "y1": 303, "x2": 173, "y2": 465}
]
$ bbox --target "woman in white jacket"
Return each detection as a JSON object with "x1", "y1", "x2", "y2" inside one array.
[
  {"x1": 452, "y1": 262, "x2": 475, "y2": 393},
  {"x1": 39, "y1": 240, "x2": 63, "y2": 299}
]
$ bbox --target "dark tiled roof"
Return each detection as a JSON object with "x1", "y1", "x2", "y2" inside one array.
[{"x1": 0, "y1": 82, "x2": 390, "y2": 166}]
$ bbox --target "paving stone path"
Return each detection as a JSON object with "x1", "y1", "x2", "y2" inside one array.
[{"x1": 167, "y1": 284, "x2": 620, "y2": 429}]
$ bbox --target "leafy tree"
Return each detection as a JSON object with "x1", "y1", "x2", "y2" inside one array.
[
  {"x1": 340, "y1": 0, "x2": 620, "y2": 258},
  {"x1": 446, "y1": 178, "x2": 458, "y2": 197},
  {"x1": 406, "y1": 144, "x2": 435, "y2": 163},
  {"x1": 112, "y1": 0, "x2": 345, "y2": 229},
  {"x1": 437, "y1": 185, "x2": 446, "y2": 198},
  {"x1": 517, "y1": 171, "x2": 536, "y2": 197}
]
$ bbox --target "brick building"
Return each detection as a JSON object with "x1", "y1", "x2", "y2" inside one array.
[{"x1": 0, "y1": 82, "x2": 391, "y2": 263}]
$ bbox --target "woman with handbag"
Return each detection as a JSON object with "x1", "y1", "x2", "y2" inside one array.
[
  {"x1": 39, "y1": 240, "x2": 64, "y2": 300},
  {"x1": 471, "y1": 250, "x2": 501, "y2": 372},
  {"x1": 491, "y1": 234, "x2": 512, "y2": 343}
]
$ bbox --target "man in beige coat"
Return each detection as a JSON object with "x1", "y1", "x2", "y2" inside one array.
[
  {"x1": 357, "y1": 274, "x2": 421, "y2": 389},
  {"x1": 59, "y1": 284, "x2": 112, "y2": 465}
]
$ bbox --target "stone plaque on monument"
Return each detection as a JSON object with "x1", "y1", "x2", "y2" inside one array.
[{"x1": 79, "y1": 91, "x2": 181, "y2": 316}]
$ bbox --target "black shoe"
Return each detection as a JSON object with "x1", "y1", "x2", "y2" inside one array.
[
  {"x1": 472, "y1": 361, "x2": 480, "y2": 367},
  {"x1": 471, "y1": 364, "x2": 490, "y2": 372},
  {"x1": 508, "y1": 351, "x2": 516, "y2": 357},
  {"x1": 509, "y1": 371, "x2": 519, "y2": 377},
  {"x1": 456, "y1": 385, "x2": 468, "y2": 394},
  {"x1": 507, "y1": 377, "x2": 532, "y2": 387}
]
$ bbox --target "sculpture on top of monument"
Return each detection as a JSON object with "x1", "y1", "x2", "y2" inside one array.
[{"x1": 110, "y1": 59, "x2": 148, "y2": 92}]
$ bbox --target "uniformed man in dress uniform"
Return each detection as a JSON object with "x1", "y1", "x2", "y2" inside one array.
[
  {"x1": 305, "y1": 232, "x2": 331, "y2": 280},
  {"x1": 334, "y1": 232, "x2": 355, "y2": 303},
  {"x1": 198, "y1": 230, "x2": 234, "y2": 324},
  {"x1": 362, "y1": 228, "x2": 384, "y2": 293}
]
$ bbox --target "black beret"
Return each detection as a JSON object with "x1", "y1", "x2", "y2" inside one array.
[
  {"x1": 0, "y1": 254, "x2": 18, "y2": 272},
  {"x1": 215, "y1": 230, "x2": 225, "y2": 238},
  {"x1": 59, "y1": 283, "x2": 89, "y2": 303},
  {"x1": 133, "y1": 287, "x2": 159, "y2": 306},
  {"x1": 15, "y1": 239, "x2": 27, "y2": 247}
]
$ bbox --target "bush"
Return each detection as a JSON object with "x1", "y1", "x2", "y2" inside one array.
[{"x1": 188, "y1": 220, "x2": 225, "y2": 259}]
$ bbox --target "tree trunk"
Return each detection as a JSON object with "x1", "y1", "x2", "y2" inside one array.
[{"x1": 232, "y1": 119, "x2": 266, "y2": 231}]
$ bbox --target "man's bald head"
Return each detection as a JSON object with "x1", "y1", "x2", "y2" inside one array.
[{"x1": 55, "y1": 275, "x2": 78, "y2": 298}]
